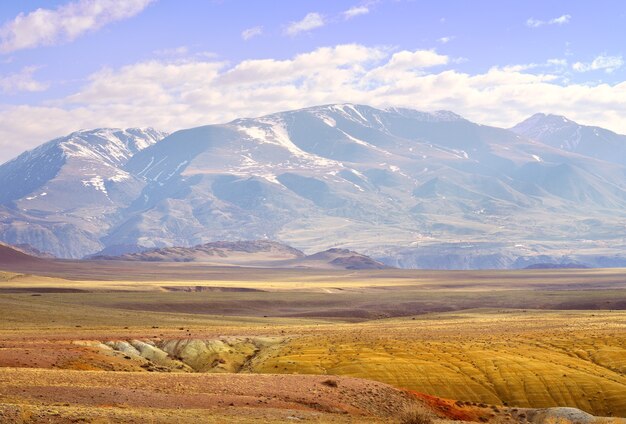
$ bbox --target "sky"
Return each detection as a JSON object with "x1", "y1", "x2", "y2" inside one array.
[{"x1": 1, "y1": 0, "x2": 626, "y2": 163}]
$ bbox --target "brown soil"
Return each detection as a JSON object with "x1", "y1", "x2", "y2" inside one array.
[{"x1": 0, "y1": 368, "x2": 419, "y2": 423}]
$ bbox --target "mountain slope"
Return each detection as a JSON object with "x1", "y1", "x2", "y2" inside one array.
[{"x1": 0, "y1": 242, "x2": 44, "y2": 266}]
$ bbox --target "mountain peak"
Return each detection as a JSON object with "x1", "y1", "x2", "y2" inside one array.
[
  {"x1": 60, "y1": 127, "x2": 168, "y2": 163},
  {"x1": 513, "y1": 113, "x2": 574, "y2": 131},
  {"x1": 511, "y1": 112, "x2": 626, "y2": 165},
  {"x1": 510, "y1": 113, "x2": 578, "y2": 143}
]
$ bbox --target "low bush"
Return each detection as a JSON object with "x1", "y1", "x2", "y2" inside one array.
[{"x1": 399, "y1": 405, "x2": 435, "y2": 424}]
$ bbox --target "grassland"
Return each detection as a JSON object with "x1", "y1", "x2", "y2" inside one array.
[{"x1": 1, "y1": 262, "x2": 625, "y2": 421}]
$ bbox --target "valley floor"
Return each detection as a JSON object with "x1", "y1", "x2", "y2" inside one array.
[{"x1": 0, "y1": 264, "x2": 625, "y2": 422}]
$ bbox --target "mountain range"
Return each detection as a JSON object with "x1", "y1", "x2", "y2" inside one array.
[{"x1": 2, "y1": 104, "x2": 626, "y2": 269}]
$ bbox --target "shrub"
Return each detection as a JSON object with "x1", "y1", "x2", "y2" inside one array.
[{"x1": 399, "y1": 405, "x2": 435, "y2": 424}]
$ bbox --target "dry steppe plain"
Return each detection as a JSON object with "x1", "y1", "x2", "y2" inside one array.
[{"x1": 1, "y1": 261, "x2": 625, "y2": 422}]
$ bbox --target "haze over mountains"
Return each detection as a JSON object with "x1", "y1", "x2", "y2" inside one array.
[{"x1": 1, "y1": 104, "x2": 626, "y2": 269}]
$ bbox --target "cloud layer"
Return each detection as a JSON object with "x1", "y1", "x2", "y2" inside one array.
[
  {"x1": 0, "y1": 0, "x2": 154, "y2": 53},
  {"x1": 2, "y1": 43, "x2": 626, "y2": 162}
]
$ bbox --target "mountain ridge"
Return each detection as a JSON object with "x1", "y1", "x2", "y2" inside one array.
[{"x1": 2, "y1": 104, "x2": 626, "y2": 269}]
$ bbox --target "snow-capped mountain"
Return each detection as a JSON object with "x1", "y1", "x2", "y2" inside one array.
[
  {"x1": 0, "y1": 127, "x2": 165, "y2": 204},
  {"x1": 0, "y1": 128, "x2": 167, "y2": 257},
  {"x1": 1, "y1": 105, "x2": 626, "y2": 268}
]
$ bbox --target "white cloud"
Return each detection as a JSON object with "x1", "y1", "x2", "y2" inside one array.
[
  {"x1": 438, "y1": 36, "x2": 454, "y2": 44},
  {"x1": 573, "y1": 54, "x2": 624, "y2": 73},
  {"x1": 343, "y1": 6, "x2": 370, "y2": 19},
  {"x1": 0, "y1": 66, "x2": 48, "y2": 93},
  {"x1": 241, "y1": 26, "x2": 263, "y2": 41},
  {"x1": 552, "y1": 15, "x2": 571, "y2": 25},
  {"x1": 218, "y1": 44, "x2": 386, "y2": 86},
  {"x1": 526, "y1": 14, "x2": 571, "y2": 28},
  {"x1": 284, "y1": 12, "x2": 325, "y2": 36},
  {"x1": 0, "y1": 0, "x2": 154, "y2": 53},
  {"x1": 3, "y1": 43, "x2": 626, "y2": 162}
]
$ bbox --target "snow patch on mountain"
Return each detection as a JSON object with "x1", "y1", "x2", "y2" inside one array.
[
  {"x1": 82, "y1": 176, "x2": 108, "y2": 194},
  {"x1": 109, "y1": 171, "x2": 131, "y2": 182},
  {"x1": 316, "y1": 113, "x2": 337, "y2": 128},
  {"x1": 337, "y1": 128, "x2": 391, "y2": 155},
  {"x1": 330, "y1": 104, "x2": 369, "y2": 125},
  {"x1": 237, "y1": 118, "x2": 340, "y2": 168}
]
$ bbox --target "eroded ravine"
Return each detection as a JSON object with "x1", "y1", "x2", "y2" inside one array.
[{"x1": 74, "y1": 336, "x2": 287, "y2": 373}]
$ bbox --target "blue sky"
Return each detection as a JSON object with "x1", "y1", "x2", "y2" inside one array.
[{"x1": 1, "y1": 0, "x2": 625, "y2": 161}]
